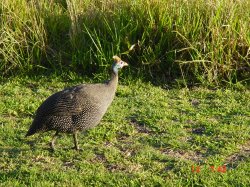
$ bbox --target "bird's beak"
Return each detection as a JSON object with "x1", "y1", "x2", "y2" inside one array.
[{"x1": 122, "y1": 61, "x2": 128, "y2": 67}]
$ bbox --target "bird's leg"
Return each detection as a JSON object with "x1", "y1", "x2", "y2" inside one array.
[
  {"x1": 73, "y1": 132, "x2": 80, "y2": 150},
  {"x1": 50, "y1": 131, "x2": 59, "y2": 151}
]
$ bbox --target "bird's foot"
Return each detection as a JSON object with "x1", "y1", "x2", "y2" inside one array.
[
  {"x1": 72, "y1": 146, "x2": 83, "y2": 151},
  {"x1": 50, "y1": 142, "x2": 56, "y2": 152}
]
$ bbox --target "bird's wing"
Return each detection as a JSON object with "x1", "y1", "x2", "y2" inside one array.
[{"x1": 36, "y1": 85, "x2": 90, "y2": 117}]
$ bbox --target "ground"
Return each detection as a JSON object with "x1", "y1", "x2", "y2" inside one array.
[{"x1": 0, "y1": 75, "x2": 250, "y2": 186}]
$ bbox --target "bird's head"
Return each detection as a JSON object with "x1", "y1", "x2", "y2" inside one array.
[{"x1": 112, "y1": 55, "x2": 128, "y2": 73}]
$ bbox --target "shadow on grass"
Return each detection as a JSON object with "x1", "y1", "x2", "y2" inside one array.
[
  {"x1": 125, "y1": 114, "x2": 231, "y2": 163},
  {"x1": 0, "y1": 147, "x2": 29, "y2": 158}
]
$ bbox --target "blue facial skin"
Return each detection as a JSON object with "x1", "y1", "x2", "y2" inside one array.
[{"x1": 112, "y1": 62, "x2": 123, "y2": 74}]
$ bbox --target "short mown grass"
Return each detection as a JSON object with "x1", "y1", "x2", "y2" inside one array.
[
  {"x1": 1, "y1": 0, "x2": 250, "y2": 86},
  {"x1": 0, "y1": 74, "x2": 249, "y2": 186}
]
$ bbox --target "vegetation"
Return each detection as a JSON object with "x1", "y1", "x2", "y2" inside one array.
[
  {"x1": 0, "y1": 75, "x2": 250, "y2": 186},
  {"x1": 0, "y1": 0, "x2": 249, "y2": 86},
  {"x1": 1, "y1": 0, "x2": 249, "y2": 186}
]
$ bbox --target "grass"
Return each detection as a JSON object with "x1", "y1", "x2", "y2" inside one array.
[
  {"x1": 0, "y1": 0, "x2": 250, "y2": 185},
  {"x1": 0, "y1": 0, "x2": 250, "y2": 86},
  {"x1": 0, "y1": 74, "x2": 249, "y2": 186}
]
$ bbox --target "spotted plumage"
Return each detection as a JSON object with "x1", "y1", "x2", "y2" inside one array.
[{"x1": 26, "y1": 56, "x2": 128, "y2": 150}]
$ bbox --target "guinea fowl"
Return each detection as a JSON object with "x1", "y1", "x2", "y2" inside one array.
[{"x1": 26, "y1": 56, "x2": 128, "y2": 151}]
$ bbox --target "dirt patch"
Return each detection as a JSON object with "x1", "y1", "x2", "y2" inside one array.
[
  {"x1": 192, "y1": 126, "x2": 206, "y2": 135},
  {"x1": 92, "y1": 153, "x2": 107, "y2": 164},
  {"x1": 32, "y1": 155, "x2": 54, "y2": 164},
  {"x1": 62, "y1": 161, "x2": 75, "y2": 169},
  {"x1": 106, "y1": 163, "x2": 127, "y2": 172},
  {"x1": 190, "y1": 99, "x2": 200, "y2": 107},
  {"x1": 128, "y1": 116, "x2": 153, "y2": 134},
  {"x1": 224, "y1": 140, "x2": 250, "y2": 168},
  {"x1": 160, "y1": 148, "x2": 205, "y2": 163}
]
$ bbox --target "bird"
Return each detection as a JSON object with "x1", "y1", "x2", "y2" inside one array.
[{"x1": 26, "y1": 56, "x2": 128, "y2": 151}]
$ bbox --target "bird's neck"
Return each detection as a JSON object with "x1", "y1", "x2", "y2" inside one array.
[{"x1": 107, "y1": 68, "x2": 119, "y2": 91}]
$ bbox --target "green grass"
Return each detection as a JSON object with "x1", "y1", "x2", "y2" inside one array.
[
  {"x1": 0, "y1": 0, "x2": 250, "y2": 86},
  {"x1": 0, "y1": 1, "x2": 250, "y2": 185},
  {"x1": 1, "y1": 75, "x2": 249, "y2": 186}
]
